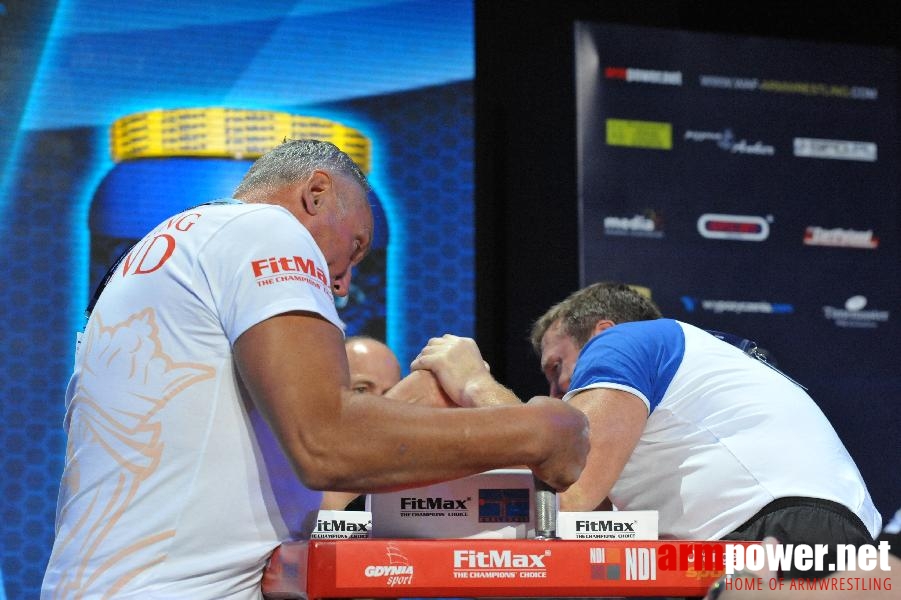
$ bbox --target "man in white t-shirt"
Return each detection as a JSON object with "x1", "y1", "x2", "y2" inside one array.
[
  {"x1": 413, "y1": 282, "x2": 882, "y2": 578},
  {"x1": 41, "y1": 139, "x2": 589, "y2": 599}
]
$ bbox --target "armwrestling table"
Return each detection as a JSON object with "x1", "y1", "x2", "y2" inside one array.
[{"x1": 263, "y1": 480, "x2": 741, "y2": 598}]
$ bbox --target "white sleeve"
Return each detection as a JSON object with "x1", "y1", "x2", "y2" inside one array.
[{"x1": 197, "y1": 206, "x2": 344, "y2": 345}]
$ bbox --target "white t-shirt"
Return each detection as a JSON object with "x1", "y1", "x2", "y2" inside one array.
[
  {"x1": 42, "y1": 202, "x2": 342, "y2": 599},
  {"x1": 563, "y1": 319, "x2": 882, "y2": 541}
]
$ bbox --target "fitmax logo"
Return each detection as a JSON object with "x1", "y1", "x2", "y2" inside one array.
[
  {"x1": 315, "y1": 519, "x2": 370, "y2": 533},
  {"x1": 401, "y1": 497, "x2": 470, "y2": 510},
  {"x1": 453, "y1": 550, "x2": 547, "y2": 568},
  {"x1": 250, "y1": 255, "x2": 328, "y2": 285},
  {"x1": 576, "y1": 520, "x2": 635, "y2": 532}
]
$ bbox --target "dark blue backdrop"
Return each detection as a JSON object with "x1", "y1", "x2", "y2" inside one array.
[{"x1": 576, "y1": 21, "x2": 900, "y2": 522}]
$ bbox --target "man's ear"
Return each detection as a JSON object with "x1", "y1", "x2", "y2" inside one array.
[
  {"x1": 591, "y1": 319, "x2": 616, "y2": 337},
  {"x1": 300, "y1": 170, "x2": 332, "y2": 215}
]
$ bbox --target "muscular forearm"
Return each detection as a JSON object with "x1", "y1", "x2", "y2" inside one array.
[
  {"x1": 294, "y1": 395, "x2": 551, "y2": 493},
  {"x1": 462, "y1": 375, "x2": 522, "y2": 407}
]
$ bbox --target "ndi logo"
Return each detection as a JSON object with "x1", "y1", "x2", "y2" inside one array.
[{"x1": 589, "y1": 547, "x2": 657, "y2": 581}]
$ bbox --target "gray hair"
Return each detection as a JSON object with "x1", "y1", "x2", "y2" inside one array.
[
  {"x1": 233, "y1": 139, "x2": 371, "y2": 199},
  {"x1": 530, "y1": 282, "x2": 663, "y2": 355}
]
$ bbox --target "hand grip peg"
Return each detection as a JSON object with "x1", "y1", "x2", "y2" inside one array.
[{"x1": 533, "y1": 477, "x2": 558, "y2": 540}]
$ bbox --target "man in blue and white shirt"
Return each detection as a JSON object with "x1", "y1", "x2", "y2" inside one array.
[{"x1": 413, "y1": 282, "x2": 881, "y2": 576}]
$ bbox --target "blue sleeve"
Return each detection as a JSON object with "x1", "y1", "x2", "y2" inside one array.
[{"x1": 567, "y1": 319, "x2": 685, "y2": 412}]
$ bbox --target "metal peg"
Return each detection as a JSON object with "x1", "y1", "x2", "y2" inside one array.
[{"x1": 533, "y1": 477, "x2": 558, "y2": 540}]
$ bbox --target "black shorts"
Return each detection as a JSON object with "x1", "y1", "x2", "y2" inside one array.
[{"x1": 721, "y1": 496, "x2": 875, "y2": 579}]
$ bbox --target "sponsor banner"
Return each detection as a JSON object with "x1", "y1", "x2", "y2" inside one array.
[
  {"x1": 604, "y1": 66, "x2": 683, "y2": 86},
  {"x1": 697, "y1": 213, "x2": 771, "y2": 241},
  {"x1": 681, "y1": 296, "x2": 794, "y2": 315},
  {"x1": 823, "y1": 295, "x2": 890, "y2": 329},
  {"x1": 698, "y1": 74, "x2": 878, "y2": 100},
  {"x1": 603, "y1": 211, "x2": 665, "y2": 238},
  {"x1": 558, "y1": 511, "x2": 659, "y2": 540},
  {"x1": 683, "y1": 128, "x2": 775, "y2": 155},
  {"x1": 311, "y1": 510, "x2": 373, "y2": 539},
  {"x1": 606, "y1": 118, "x2": 673, "y2": 150},
  {"x1": 803, "y1": 226, "x2": 879, "y2": 249},
  {"x1": 793, "y1": 137, "x2": 877, "y2": 162}
]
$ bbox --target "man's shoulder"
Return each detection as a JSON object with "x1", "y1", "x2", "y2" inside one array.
[
  {"x1": 198, "y1": 200, "x2": 291, "y2": 220},
  {"x1": 192, "y1": 201, "x2": 304, "y2": 237},
  {"x1": 583, "y1": 318, "x2": 684, "y2": 358},
  {"x1": 608, "y1": 318, "x2": 683, "y2": 341}
]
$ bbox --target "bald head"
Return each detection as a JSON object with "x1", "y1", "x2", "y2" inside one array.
[{"x1": 345, "y1": 336, "x2": 402, "y2": 395}]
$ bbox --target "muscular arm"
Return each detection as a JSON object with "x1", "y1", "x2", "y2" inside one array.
[
  {"x1": 234, "y1": 312, "x2": 588, "y2": 493},
  {"x1": 559, "y1": 387, "x2": 648, "y2": 511}
]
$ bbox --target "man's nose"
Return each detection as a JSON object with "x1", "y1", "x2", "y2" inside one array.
[
  {"x1": 549, "y1": 382, "x2": 564, "y2": 399},
  {"x1": 332, "y1": 270, "x2": 351, "y2": 297}
]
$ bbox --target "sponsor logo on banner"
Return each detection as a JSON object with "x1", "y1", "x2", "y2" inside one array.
[
  {"x1": 591, "y1": 544, "x2": 729, "y2": 581},
  {"x1": 803, "y1": 226, "x2": 879, "y2": 249},
  {"x1": 589, "y1": 547, "x2": 658, "y2": 581},
  {"x1": 823, "y1": 295, "x2": 890, "y2": 329},
  {"x1": 478, "y1": 488, "x2": 530, "y2": 523},
  {"x1": 590, "y1": 546, "x2": 624, "y2": 580},
  {"x1": 698, "y1": 74, "x2": 878, "y2": 100},
  {"x1": 364, "y1": 543, "x2": 414, "y2": 587},
  {"x1": 681, "y1": 296, "x2": 794, "y2": 315},
  {"x1": 604, "y1": 66, "x2": 683, "y2": 86},
  {"x1": 559, "y1": 510, "x2": 658, "y2": 540},
  {"x1": 250, "y1": 254, "x2": 331, "y2": 295},
  {"x1": 606, "y1": 119, "x2": 673, "y2": 150},
  {"x1": 698, "y1": 214, "x2": 771, "y2": 241},
  {"x1": 697, "y1": 75, "x2": 759, "y2": 91},
  {"x1": 684, "y1": 128, "x2": 774, "y2": 156},
  {"x1": 793, "y1": 137, "x2": 877, "y2": 162},
  {"x1": 452, "y1": 548, "x2": 551, "y2": 580},
  {"x1": 399, "y1": 495, "x2": 471, "y2": 517},
  {"x1": 311, "y1": 510, "x2": 372, "y2": 539},
  {"x1": 604, "y1": 211, "x2": 665, "y2": 238}
]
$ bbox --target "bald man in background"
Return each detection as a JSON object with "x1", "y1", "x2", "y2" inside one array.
[
  {"x1": 320, "y1": 336, "x2": 403, "y2": 510},
  {"x1": 344, "y1": 336, "x2": 402, "y2": 396}
]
